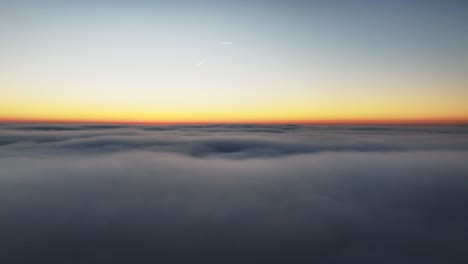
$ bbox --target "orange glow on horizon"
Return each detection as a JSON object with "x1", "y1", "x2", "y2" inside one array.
[
  {"x1": 1, "y1": 116, "x2": 467, "y2": 125},
  {"x1": 2, "y1": 94, "x2": 467, "y2": 126}
]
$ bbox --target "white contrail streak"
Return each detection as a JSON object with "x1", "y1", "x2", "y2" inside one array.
[
  {"x1": 195, "y1": 42, "x2": 231, "y2": 67},
  {"x1": 196, "y1": 58, "x2": 208, "y2": 67}
]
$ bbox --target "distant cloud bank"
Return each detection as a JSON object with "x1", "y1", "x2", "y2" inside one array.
[{"x1": 1, "y1": 123, "x2": 467, "y2": 158}]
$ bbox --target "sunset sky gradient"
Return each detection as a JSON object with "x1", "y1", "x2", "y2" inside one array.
[{"x1": 1, "y1": 0, "x2": 467, "y2": 124}]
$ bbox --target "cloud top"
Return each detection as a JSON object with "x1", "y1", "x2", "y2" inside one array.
[
  {"x1": 1, "y1": 123, "x2": 468, "y2": 263},
  {"x1": 1, "y1": 124, "x2": 467, "y2": 158}
]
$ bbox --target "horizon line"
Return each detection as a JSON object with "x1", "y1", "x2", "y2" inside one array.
[{"x1": 1, "y1": 118, "x2": 467, "y2": 126}]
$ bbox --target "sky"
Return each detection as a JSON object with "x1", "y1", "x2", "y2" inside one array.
[
  {"x1": 1, "y1": 0, "x2": 467, "y2": 123},
  {"x1": 1, "y1": 123, "x2": 468, "y2": 263}
]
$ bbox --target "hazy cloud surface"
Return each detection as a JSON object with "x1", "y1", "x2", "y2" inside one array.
[{"x1": 1, "y1": 124, "x2": 468, "y2": 263}]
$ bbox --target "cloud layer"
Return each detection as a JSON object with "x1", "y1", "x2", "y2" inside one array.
[
  {"x1": 1, "y1": 123, "x2": 467, "y2": 158},
  {"x1": 1, "y1": 124, "x2": 468, "y2": 263}
]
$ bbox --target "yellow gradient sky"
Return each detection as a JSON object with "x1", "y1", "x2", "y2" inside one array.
[{"x1": 1, "y1": 2, "x2": 467, "y2": 124}]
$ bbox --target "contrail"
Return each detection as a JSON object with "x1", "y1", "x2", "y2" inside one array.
[
  {"x1": 196, "y1": 58, "x2": 208, "y2": 67},
  {"x1": 195, "y1": 42, "x2": 231, "y2": 67}
]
